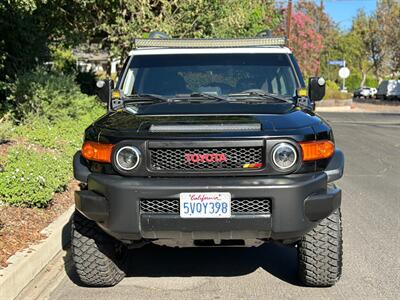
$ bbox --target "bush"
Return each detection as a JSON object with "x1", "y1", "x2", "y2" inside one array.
[
  {"x1": 50, "y1": 47, "x2": 76, "y2": 74},
  {"x1": 325, "y1": 80, "x2": 339, "y2": 90},
  {"x1": 345, "y1": 74, "x2": 379, "y2": 91},
  {"x1": 15, "y1": 110, "x2": 103, "y2": 156},
  {"x1": 324, "y1": 80, "x2": 352, "y2": 100},
  {"x1": 7, "y1": 68, "x2": 101, "y2": 122},
  {"x1": 365, "y1": 76, "x2": 378, "y2": 88},
  {"x1": 0, "y1": 147, "x2": 71, "y2": 207},
  {"x1": 76, "y1": 71, "x2": 97, "y2": 95},
  {"x1": 1, "y1": 105, "x2": 103, "y2": 207},
  {"x1": 1, "y1": 69, "x2": 104, "y2": 207},
  {"x1": 0, "y1": 119, "x2": 15, "y2": 143},
  {"x1": 346, "y1": 74, "x2": 361, "y2": 92}
]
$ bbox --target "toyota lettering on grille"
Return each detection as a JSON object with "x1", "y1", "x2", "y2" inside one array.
[{"x1": 185, "y1": 153, "x2": 227, "y2": 163}]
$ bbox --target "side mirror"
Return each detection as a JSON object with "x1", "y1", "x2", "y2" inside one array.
[
  {"x1": 308, "y1": 77, "x2": 326, "y2": 101},
  {"x1": 96, "y1": 79, "x2": 114, "y2": 103}
]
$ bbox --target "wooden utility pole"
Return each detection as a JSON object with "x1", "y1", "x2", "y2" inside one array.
[
  {"x1": 286, "y1": 0, "x2": 292, "y2": 47},
  {"x1": 316, "y1": 0, "x2": 324, "y2": 74},
  {"x1": 319, "y1": 0, "x2": 324, "y2": 33}
]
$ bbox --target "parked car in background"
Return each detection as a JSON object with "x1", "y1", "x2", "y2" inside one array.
[
  {"x1": 369, "y1": 87, "x2": 377, "y2": 98},
  {"x1": 353, "y1": 87, "x2": 377, "y2": 99},
  {"x1": 376, "y1": 80, "x2": 400, "y2": 100}
]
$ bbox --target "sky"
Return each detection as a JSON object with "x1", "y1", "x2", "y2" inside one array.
[{"x1": 321, "y1": 0, "x2": 377, "y2": 31}]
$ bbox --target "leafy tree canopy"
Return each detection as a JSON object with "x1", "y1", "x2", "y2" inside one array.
[{"x1": 0, "y1": 0, "x2": 281, "y2": 86}]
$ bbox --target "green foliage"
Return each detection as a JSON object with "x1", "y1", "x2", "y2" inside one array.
[
  {"x1": 15, "y1": 111, "x2": 102, "y2": 156},
  {"x1": 325, "y1": 80, "x2": 339, "y2": 90},
  {"x1": 0, "y1": 146, "x2": 70, "y2": 207},
  {"x1": 0, "y1": 68, "x2": 104, "y2": 207},
  {"x1": 346, "y1": 74, "x2": 361, "y2": 92},
  {"x1": 1, "y1": 99, "x2": 103, "y2": 207},
  {"x1": 7, "y1": 68, "x2": 100, "y2": 122},
  {"x1": 76, "y1": 71, "x2": 97, "y2": 95},
  {"x1": 0, "y1": 0, "x2": 282, "y2": 107},
  {"x1": 85, "y1": 0, "x2": 282, "y2": 58},
  {"x1": 324, "y1": 80, "x2": 351, "y2": 100},
  {"x1": 322, "y1": 2, "x2": 400, "y2": 83},
  {"x1": 2, "y1": 1, "x2": 39, "y2": 12},
  {"x1": 324, "y1": 89, "x2": 352, "y2": 100},
  {"x1": 344, "y1": 73, "x2": 378, "y2": 91},
  {"x1": 0, "y1": 119, "x2": 15, "y2": 142},
  {"x1": 0, "y1": 106, "x2": 103, "y2": 207},
  {"x1": 50, "y1": 46, "x2": 76, "y2": 74},
  {"x1": 365, "y1": 76, "x2": 378, "y2": 89},
  {"x1": 0, "y1": 1, "x2": 49, "y2": 102}
]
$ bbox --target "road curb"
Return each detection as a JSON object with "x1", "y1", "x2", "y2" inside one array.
[
  {"x1": 0, "y1": 206, "x2": 74, "y2": 300},
  {"x1": 316, "y1": 99, "x2": 353, "y2": 107}
]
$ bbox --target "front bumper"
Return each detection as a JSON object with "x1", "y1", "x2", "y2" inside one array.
[{"x1": 74, "y1": 150, "x2": 343, "y2": 243}]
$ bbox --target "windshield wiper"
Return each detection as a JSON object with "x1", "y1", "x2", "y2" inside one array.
[
  {"x1": 125, "y1": 93, "x2": 171, "y2": 103},
  {"x1": 188, "y1": 92, "x2": 229, "y2": 102},
  {"x1": 229, "y1": 90, "x2": 293, "y2": 104}
]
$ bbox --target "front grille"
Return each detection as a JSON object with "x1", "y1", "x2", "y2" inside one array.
[
  {"x1": 149, "y1": 147, "x2": 263, "y2": 171},
  {"x1": 231, "y1": 199, "x2": 271, "y2": 214},
  {"x1": 140, "y1": 199, "x2": 179, "y2": 214},
  {"x1": 140, "y1": 199, "x2": 271, "y2": 215}
]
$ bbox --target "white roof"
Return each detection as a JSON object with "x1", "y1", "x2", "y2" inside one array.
[{"x1": 128, "y1": 47, "x2": 292, "y2": 56}]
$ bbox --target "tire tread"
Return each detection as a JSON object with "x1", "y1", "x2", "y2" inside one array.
[
  {"x1": 71, "y1": 211, "x2": 126, "y2": 286},
  {"x1": 298, "y1": 209, "x2": 343, "y2": 287}
]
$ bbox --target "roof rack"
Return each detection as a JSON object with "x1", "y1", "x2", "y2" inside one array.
[{"x1": 133, "y1": 37, "x2": 287, "y2": 49}]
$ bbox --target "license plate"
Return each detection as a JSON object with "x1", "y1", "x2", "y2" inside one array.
[{"x1": 180, "y1": 192, "x2": 231, "y2": 218}]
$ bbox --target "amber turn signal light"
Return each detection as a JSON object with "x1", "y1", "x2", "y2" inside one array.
[
  {"x1": 82, "y1": 141, "x2": 114, "y2": 163},
  {"x1": 299, "y1": 140, "x2": 334, "y2": 161}
]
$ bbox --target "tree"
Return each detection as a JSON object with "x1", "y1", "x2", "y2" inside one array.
[
  {"x1": 0, "y1": 0, "x2": 283, "y2": 107},
  {"x1": 295, "y1": 0, "x2": 335, "y2": 38},
  {"x1": 62, "y1": 0, "x2": 282, "y2": 58},
  {"x1": 348, "y1": 1, "x2": 400, "y2": 84},
  {"x1": 295, "y1": 0, "x2": 338, "y2": 76},
  {"x1": 0, "y1": 1, "x2": 50, "y2": 110},
  {"x1": 376, "y1": 0, "x2": 400, "y2": 78},
  {"x1": 275, "y1": 10, "x2": 323, "y2": 76},
  {"x1": 345, "y1": 10, "x2": 375, "y2": 86}
]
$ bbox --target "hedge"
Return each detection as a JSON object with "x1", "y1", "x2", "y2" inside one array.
[{"x1": 0, "y1": 69, "x2": 104, "y2": 207}]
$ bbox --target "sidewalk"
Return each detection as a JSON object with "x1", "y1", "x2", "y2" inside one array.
[
  {"x1": 317, "y1": 101, "x2": 400, "y2": 114},
  {"x1": 350, "y1": 101, "x2": 400, "y2": 113}
]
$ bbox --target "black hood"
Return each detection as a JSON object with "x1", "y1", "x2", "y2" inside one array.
[
  {"x1": 86, "y1": 102, "x2": 331, "y2": 143},
  {"x1": 133, "y1": 102, "x2": 294, "y2": 115}
]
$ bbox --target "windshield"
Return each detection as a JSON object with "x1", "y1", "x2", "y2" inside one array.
[{"x1": 121, "y1": 54, "x2": 299, "y2": 100}]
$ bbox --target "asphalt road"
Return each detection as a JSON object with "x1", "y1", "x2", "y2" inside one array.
[{"x1": 49, "y1": 112, "x2": 400, "y2": 300}]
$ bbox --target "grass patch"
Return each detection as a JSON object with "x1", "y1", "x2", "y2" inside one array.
[
  {"x1": 0, "y1": 110, "x2": 103, "y2": 207},
  {"x1": 323, "y1": 80, "x2": 352, "y2": 100},
  {"x1": 0, "y1": 146, "x2": 70, "y2": 207},
  {"x1": 14, "y1": 108, "x2": 103, "y2": 156},
  {"x1": 0, "y1": 119, "x2": 15, "y2": 143},
  {"x1": 324, "y1": 88, "x2": 352, "y2": 100},
  {"x1": 0, "y1": 69, "x2": 104, "y2": 207},
  {"x1": 0, "y1": 108, "x2": 104, "y2": 207}
]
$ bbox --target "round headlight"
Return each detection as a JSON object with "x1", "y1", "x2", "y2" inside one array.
[
  {"x1": 115, "y1": 146, "x2": 141, "y2": 171},
  {"x1": 272, "y1": 143, "x2": 298, "y2": 170}
]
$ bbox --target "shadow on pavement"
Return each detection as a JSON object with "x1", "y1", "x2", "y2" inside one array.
[
  {"x1": 61, "y1": 220, "x2": 302, "y2": 287},
  {"x1": 124, "y1": 242, "x2": 301, "y2": 285}
]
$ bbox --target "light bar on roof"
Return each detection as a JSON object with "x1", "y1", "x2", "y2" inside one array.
[{"x1": 133, "y1": 37, "x2": 286, "y2": 49}]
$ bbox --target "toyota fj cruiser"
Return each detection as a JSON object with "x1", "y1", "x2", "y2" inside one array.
[{"x1": 72, "y1": 35, "x2": 344, "y2": 287}]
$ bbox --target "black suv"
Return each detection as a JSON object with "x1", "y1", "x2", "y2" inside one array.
[{"x1": 72, "y1": 37, "x2": 344, "y2": 287}]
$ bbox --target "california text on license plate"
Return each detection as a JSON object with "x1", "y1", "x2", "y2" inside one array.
[{"x1": 179, "y1": 192, "x2": 231, "y2": 218}]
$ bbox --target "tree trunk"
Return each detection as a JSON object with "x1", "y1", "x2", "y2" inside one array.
[{"x1": 360, "y1": 71, "x2": 367, "y2": 87}]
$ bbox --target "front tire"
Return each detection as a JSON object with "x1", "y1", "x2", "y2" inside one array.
[
  {"x1": 71, "y1": 211, "x2": 127, "y2": 286},
  {"x1": 297, "y1": 209, "x2": 343, "y2": 287}
]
